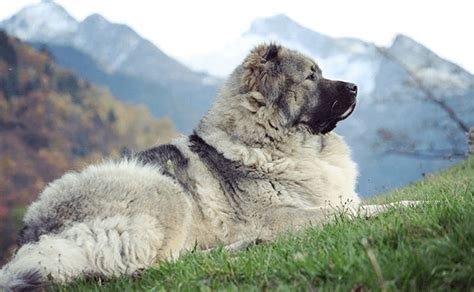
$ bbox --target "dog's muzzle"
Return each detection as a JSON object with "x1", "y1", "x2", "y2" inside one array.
[{"x1": 331, "y1": 81, "x2": 357, "y2": 120}]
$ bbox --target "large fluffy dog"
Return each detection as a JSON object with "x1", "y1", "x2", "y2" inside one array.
[{"x1": 1, "y1": 44, "x2": 400, "y2": 290}]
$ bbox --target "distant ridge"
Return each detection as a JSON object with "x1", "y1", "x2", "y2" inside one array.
[{"x1": 0, "y1": 1, "x2": 220, "y2": 132}]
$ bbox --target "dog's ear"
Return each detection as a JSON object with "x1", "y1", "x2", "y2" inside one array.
[
  {"x1": 241, "y1": 43, "x2": 282, "y2": 98},
  {"x1": 263, "y1": 43, "x2": 280, "y2": 63},
  {"x1": 239, "y1": 92, "x2": 266, "y2": 113}
]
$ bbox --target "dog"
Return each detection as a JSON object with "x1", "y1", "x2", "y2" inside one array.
[{"x1": 0, "y1": 44, "x2": 411, "y2": 291}]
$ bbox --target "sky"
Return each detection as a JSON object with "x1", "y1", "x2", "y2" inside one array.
[{"x1": 1, "y1": 0, "x2": 474, "y2": 73}]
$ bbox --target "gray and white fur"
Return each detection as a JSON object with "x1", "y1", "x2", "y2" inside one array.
[{"x1": 0, "y1": 44, "x2": 411, "y2": 291}]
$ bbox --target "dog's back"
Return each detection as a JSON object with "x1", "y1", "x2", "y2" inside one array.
[{"x1": 1, "y1": 159, "x2": 196, "y2": 291}]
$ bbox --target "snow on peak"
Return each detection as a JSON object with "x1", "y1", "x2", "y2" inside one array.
[
  {"x1": 245, "y1": 13, "x2": 330, "y2": 48},
  {"x1": 389, "y1": 34, "x2": 433, "y2": 59},
  {"x1": 247, "y1": 14, "x2": 302, "y2": 35},
  {"x1": 391, "y1": 34, "x2": 419, "y2": 47},
  {"x1": 82, "y1": 13, "x2": 108, "y2": 27},
  {"x1": 73, "y1": 13, "x2": 145, "y2": 72},
  {"x1": 1, "y1": 1, "x2": 78, "y2": 42},
  {"x1": 388, "y1": 34, "x2": 473, "y2": 89}
]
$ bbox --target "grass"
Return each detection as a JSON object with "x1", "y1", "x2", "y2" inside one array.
[{"x1": 56, "y1": 157, "x2": 474, "y2": 291}]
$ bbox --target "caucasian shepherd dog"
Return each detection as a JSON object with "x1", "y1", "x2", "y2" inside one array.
[{"x1": 0, "y1": 44, "x2": 414, "y2": 290}]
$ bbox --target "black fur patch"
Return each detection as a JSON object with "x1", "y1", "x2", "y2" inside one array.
[
  {"x1": 135, "y1": 144, "x2": 195, "y2": 193},
  {"x1": 263, "y1": 44, "x2": 280, "y2": 62},
  {"x1": 275, "y1": 93, "x2": 291, "y2": 121},
  {"x1": 8, "y1": 269, "x2": 45, "y2": 292},
  {"x1": 189, "y1": 133, "x2": 257, "y2": 221},
  {"x1": 308, "y1": 79, "x2": 357, "y2": 134},
  {"x1": 16, "y1": 208, "x2": 77, "y2": 247},
  {"x1": 136, "y1": 145, "x2": 187, "y2": 173},
  {"x1": 18, "y1": 225, "x2": 45, "y2": 246}
]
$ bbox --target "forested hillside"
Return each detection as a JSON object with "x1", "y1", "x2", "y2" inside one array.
[
  {"x1": 0, "y1": 31, "x2": 176, "y2": 261},
  {"x1": 0, "y1": 1, "x2": 219, "y2": 132}
]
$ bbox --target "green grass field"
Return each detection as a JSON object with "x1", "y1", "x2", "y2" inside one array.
[{"x1": 56, "y1": 157, "x2": 474, "y2": 291}]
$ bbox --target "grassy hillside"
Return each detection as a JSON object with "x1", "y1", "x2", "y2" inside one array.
[{"x1": 57, "y1": 157, "x2": 473, "y2": 291}]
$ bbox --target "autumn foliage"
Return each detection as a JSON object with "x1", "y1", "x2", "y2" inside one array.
[{"x1": 0, "y1": 31, "x2": 177, "y2": 262}]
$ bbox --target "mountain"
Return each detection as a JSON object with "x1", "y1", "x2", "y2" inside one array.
[
  {"x1": 0, "y1": 0, "x2": 77, "y2": 42},
  {"x1": 184, "y1": 14, "x2": 474, "y2": 196},
  {"x1": 357, "y1": 35, "x2": 474, "y2": 194},
  {"x1": 0, "y1": 1, "x2": 219, "y2": 132},
  {"x1": 28, "y1": 43, "x2": 209, "y2": 131},
  {"x1": 0, "y1": 31, "x2": 176, "y2": 262}
]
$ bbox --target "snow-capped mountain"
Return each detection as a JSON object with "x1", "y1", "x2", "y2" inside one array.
[
  {"x1": 185, "y1": 14, "x2": 474, "y2": 196},
  {"x1": 0, "y1": 1, "x2": 215, "y2": 85},
  {"x1": 70, "y1": 13, "x2": 216, "y2": 86},
  {"x1": 384, "y1": 34, "x2": 474, "y2": 95},
  {"x1": 72, "y1": 13, "x2": 143, "y2": 73},
  {"x1": 0, "y1": 1, "x2": 219, "y2": 132},
  {"x1": 0, "y1": 0, "x2": 77, "y2": 42}
]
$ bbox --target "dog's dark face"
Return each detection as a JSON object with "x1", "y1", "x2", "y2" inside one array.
[
  {"x1": 305, "y1": 76, "x2": 358, "y2": 134},
  {"x1": 241, "y1": 44, "x2": 357, "y2": 134}
]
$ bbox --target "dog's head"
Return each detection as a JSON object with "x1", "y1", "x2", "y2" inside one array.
[{"x1": 238, "y1": 43, "x2": 357, "y2": 135}]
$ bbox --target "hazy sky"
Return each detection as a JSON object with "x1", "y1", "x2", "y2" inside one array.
[{"x1": 1, "y1": 0, "x2": 473, "y2": 73}]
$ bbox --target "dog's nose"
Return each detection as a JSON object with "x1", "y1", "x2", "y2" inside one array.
[{"x1": 345, "y1": 83, "x2": 358, "y2": 95}]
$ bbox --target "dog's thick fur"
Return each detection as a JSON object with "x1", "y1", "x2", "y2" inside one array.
[{"x1": 1, "y1": 44, "x2": 401, "y2": 290}]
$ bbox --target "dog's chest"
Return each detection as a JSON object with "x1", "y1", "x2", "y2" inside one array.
[
  {"x1": 186, "y1": 133, "x2": 359, "y2": 233},
  {"x1": 271, "y1": 145, "x2": 359, "y2": 207},
  {"x1": 223, "y1": 149, "x2": 357, "y2": 212}
]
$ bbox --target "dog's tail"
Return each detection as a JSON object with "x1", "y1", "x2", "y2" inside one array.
[
  {"x1": 0, "y1": 235, "x2": 90, "y2": 291},
  {"x1": 0, "y1": 215, "x2": 163, "y2": 291}
]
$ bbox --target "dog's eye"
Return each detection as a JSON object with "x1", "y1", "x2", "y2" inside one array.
[{"x1": 306, "y1": 72, "x2": 316, "y2": 81}]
